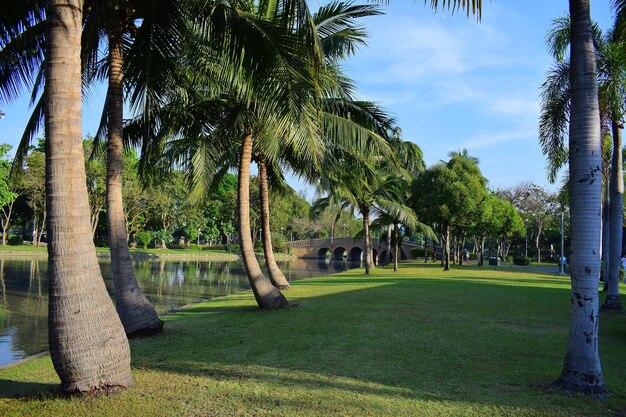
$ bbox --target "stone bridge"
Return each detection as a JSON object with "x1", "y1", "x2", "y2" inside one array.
[{"x1": 286, "y1": 237, "x2": 421, "y2": 264}]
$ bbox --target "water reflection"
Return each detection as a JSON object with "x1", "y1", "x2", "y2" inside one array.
[{"x1": 0, "y1": 256, "x2": 359, "y2": 366}]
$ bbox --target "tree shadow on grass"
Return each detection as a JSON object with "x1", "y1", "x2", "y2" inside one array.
[
  {"x1": 0, "y1": 379, "x2": 58, "y2": 399},
  {"x1": 124, "y1": 275, "x2": 626, "y2": 414}
]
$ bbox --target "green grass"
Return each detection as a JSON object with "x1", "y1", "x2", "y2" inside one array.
[
  {"x1": 1, "y1": 262, "x2": 625, "y2": 416},
  {"x1": 0, "y1": 245, "x2": 48, "y2": 253}
]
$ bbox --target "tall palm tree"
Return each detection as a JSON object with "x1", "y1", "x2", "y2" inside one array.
[
  {"x1": 44, "y1": 0, "x2": 132, "y2": 394},
  {"x1": 539, "y1": 14, "x2": 624, "y2": 311},
  {"x1": 554, "y1": 0, "x2": 606, "y2": 397},
  {"x1": 0, "y1": 0, "x2": 182, "y2": 335}
]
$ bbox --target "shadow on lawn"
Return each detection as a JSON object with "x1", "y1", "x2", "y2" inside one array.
[
  {"x1": 124, "y1": 274, "x2": 626, "y2": 413},
  {"x1": 0, "y1": 379, "x2": 58, "y2": 399}
]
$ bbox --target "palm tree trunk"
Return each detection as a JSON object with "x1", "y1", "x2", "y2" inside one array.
[
  {"x1": 106, "y1": 26, "x2": 163, "y2": 335},
  {"x1": 386, "y1": 224, "x2": 392, "y2": 265},
  {"x1": 601, "y1": 186, "x2": 610, "y2": 290},
  {"x1": 258, "y1": 159, "x2": 290, "y2": 289},
  {"x1": 393, "y1": 222, "x2": 399, "y2": 272},
  {"x1": 602, "y1": 121, "x2": 623, "y2": 310},
  {"x1": 556, "y1": 0, "x2": 606, "y2": 398},
  {"x1": 45, "y1": 0, "x2": 132, "y2": 395},
  {"x1": 362, "y1": 205, "x2": 372, "y2": 274},
  {"x1": 238, "y1": 134, "x2": 288, "y2": 308}
]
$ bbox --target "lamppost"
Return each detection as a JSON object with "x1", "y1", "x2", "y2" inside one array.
[
  {"x1": 330, "y1": 223, "x2": 334, "y2": 245},
  {"x1": 559, "y1": 211, "x2": 565, "y2": 275},
  {"x1": 197, "y1": 227, "x2": 201, "y2": 246},
  {"x1": 342, "y1": 223, "x2": 347, "y2": 237}
]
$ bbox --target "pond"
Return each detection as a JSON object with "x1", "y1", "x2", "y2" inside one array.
[{"x1": 0, "y1": 256, "x2": 360, "y2": 367}]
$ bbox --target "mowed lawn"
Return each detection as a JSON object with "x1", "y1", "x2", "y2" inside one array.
[{"x1": 1, "y1": 262, "x2": 625, "y2": 416}]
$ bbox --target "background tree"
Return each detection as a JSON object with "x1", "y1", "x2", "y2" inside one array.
[{"x1": 0, "y1": 144, "x2": 19, "y2": 245}]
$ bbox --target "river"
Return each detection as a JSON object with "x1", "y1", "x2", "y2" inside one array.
[{"x1": 0, "y1": 256, "x2": 359, "y2": 367}]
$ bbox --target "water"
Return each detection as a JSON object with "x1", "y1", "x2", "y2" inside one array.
[{"x1": 0, "y1": 256, "x2": 359, "y2": 367}]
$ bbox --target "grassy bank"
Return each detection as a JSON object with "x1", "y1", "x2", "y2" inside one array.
[{"x1": 1, "y1": 262, "x2": 625, "y2": 416}]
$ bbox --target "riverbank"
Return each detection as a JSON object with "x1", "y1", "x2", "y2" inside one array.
[
  {"x1": 1, "y1": 262, "x2": 625, "y2": 416},
  {"x1": 0, "y1": 245, "x2": 295, "y2": 261}
]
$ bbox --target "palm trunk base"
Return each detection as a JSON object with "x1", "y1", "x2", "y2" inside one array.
[
  {"x1": 115, "y1": 282, "x2": 164, "y2": 336},
  {"x1": 600, "y1": 295, "x2": 623, "y2": 311},
  {"x1": 64, "y1": 382, "x2": 132, "y2": 397},
  {"x1": 267, "y1": 269, "x2": 290, "y2": 290},
  {"x1": 553, "y1": 378, "x2": 606, "y2": 400},
  {"x1": 253, "y1": 285, "x2": 290, "y2": 309}
]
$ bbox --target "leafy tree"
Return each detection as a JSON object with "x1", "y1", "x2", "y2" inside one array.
[
  {"x1": 410, "y1": 151, "x2": 487, "y2": 270},
  {"x1": 0, "y1": 144, "x2": 19, "y2": 245}
]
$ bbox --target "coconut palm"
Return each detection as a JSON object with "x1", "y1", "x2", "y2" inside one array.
[
  {"x1": 0, "y1": 0, "x2": 185, "y2": 335},
  {"x1": 44, "y1": 0, "x2": 132, "y2": 394}
]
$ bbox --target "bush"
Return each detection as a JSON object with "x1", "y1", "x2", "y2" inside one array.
[
  {"x1": 136, "y1": 231, "x2": 153, "y2": 249},
  {"x1": 410, "y1": 248, "x2": 426, "y2": 258},
  {"x1": 513, "y1": 256, "x2": 531, "y2": 266},
  {"x1": 469, "y1": 253, "x2": 478, "y2": 261},
  {"x1": 272, "y1": 234, "x2": 288, "y2": 253},
  {"x1": 227, "y1": 244, "x2": 240, "y2": 253},
  {"x1": 204, "y1": 244, "x2": 228, "y2": 251},
  {"x1": 7, "y1": 235, "x2": 22, "y2": 246},
  {"x1": 505, "y1": 255, "x2": 513, "y2": 263}
]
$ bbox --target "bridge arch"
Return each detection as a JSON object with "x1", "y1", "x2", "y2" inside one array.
[
  {"x1": 372, "y1": 249, "x2": 378, "y2": 266},
  {"x1": 348, "y1": 247, "x2": 362, "y2": 261},
  {"x1": 317, "y1": 248, "x2": 330, "y2": 259},
  {"x1": 332, "y1": 247, "x2": 346, "y2": 260}
]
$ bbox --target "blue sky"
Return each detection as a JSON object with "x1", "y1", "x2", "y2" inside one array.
[{"x1": 0, "y1": 1, "x2": 617, "y2": 197}]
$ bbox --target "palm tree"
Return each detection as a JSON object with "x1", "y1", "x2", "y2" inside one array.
[
  {"x1": 554, "y1": 0, "x2": 605, "y2": 397},
  {"x1": 44, "y1": 0, "x2": 132, "y2": 394},
  {"x1": 540, "y1": 14, "x2": 624, "y2": 311},
  {"x1": 0, "y1": 0, "x2": 180, "y2": 335}
]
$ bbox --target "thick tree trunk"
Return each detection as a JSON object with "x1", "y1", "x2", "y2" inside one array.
[
  {"x1": 601, "y1": 186, "x2": 610, "y2": 290},
  {"x1": 45, "y1": 0, "x2": 132, "y2": 395},
  {"x1": 258, "y1": 160, "x2": 290, "y2": 289},
  {"x1": 362, "y1": 206, "x2": 372, "y2": 274},
  {"x1": 393, "y1": 222, "x2": 399, "y2": 272},
  {"x1": 238, "y1": 134, "x2": 288, "y2": 308},
  {"x1": 602, "y1": 121, "x2": 623, "y2": 310},
  {"x1": 556, "y1": 0, "x2": 606, "y2": 397},
  {"x1": 106, "y1": 27, "x2": 163, "y2": 335}
]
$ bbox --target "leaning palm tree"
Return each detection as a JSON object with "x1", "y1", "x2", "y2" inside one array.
[{"x1": 45, "y1": 0, "x2": 132, "y2": 394}]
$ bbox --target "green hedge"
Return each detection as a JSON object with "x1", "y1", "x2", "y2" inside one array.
[{"x1": 513, "y1": 256, "x2": 532, "y2": 266}]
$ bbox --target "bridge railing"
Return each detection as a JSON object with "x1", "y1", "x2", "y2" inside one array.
[{"x1": 286, "y1": 237, "x2": 425, "y2": 249}]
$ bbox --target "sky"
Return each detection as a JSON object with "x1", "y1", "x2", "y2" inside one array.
[{"x1": 0, "y1": 1, "x2": 617, "y2": 199}]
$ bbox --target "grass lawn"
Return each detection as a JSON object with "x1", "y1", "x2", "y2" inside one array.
[{"x1": 1, "y1": 262, "x2": 625, "y2": 416}]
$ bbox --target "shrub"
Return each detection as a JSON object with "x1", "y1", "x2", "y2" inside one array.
[
  {"x1": 136, "y1": 231, "x2": 153, "y2": 249},
  {"x1": 204, "y1": 244, "x2": 228, "y2": 251},
  {"x1": 469, "y1": 253, "x2": 478, "y2": 261},
  {"x1": 7, "y1": 235, "x2": 22, "y2": 246},
  {"x1": 272, "y1": 234, "x2": 288, "y2": 253},
  {"x1": 227, "y1": 244, "x2": 240, "y2": 253},
  {"x1": 513, "y1": 256, "x2": 531, "y2": 266},
  {"x1": 505, "y1": 255, "x2": 513, "y2": 263}
]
